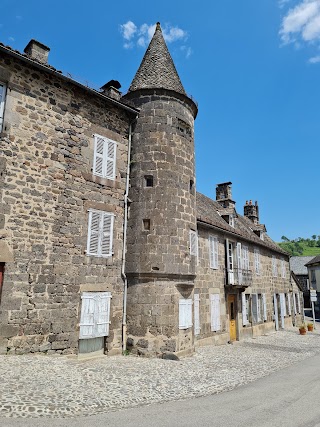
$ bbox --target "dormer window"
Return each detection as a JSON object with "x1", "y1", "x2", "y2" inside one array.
[{"x1": 229, "y1": 215, "x2": 234, "y2": 228}]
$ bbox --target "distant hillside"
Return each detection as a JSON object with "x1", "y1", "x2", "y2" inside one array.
[{"x1": 278, "y1": 235, "x2": 320, "y2": 256}]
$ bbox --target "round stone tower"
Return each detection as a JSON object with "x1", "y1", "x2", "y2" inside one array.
[{"x1": 123, "y1": 23, "x2": 198, "y2": 357}]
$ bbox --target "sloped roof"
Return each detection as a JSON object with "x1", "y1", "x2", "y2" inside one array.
[
  {"x1": 128, "y1": 23, "x2": 186, "y2": 95},
  {"x1": 290, "y1": 256, "x2": 314, "y2": 275},
  {"x1": 196, "y1": 192, "x2": 288, "y2": 255},
  {"x1": 305, "y1": 255, "x2": 320, "y2": 267}
]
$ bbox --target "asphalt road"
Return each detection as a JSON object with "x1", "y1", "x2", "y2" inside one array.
[{"x1": 2, "y1": 353, "x2": 320, "y2": 427}]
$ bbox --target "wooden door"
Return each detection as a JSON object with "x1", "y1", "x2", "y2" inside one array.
[{"x1": 228, "y1": 294, "x2": 237, "y2": 341}]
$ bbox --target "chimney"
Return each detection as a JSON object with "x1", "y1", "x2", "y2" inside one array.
[
  {"x1": 244, "y1": 200, "x2": 259, "y2": 224},
  {"x1": 216, "y1": 182, "x2": 235, "y2": 208},
  {"x1": 24, "y1": 39, "x2": 50, "y2": 64},
  {"x1": 100, "y1": 80, "x2": 121, "y2": 100}
]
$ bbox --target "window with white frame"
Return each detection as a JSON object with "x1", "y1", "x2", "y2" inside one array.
[
  {"x1": 210, "y1": 294, "x2": 221, "y2": 332},
  {"x1": 179, "y1": 299, "x2": 193, "y2": 329},
  {"x1": 87, "y1": 210, "x2": 114, "y2": 257},
  {"x1": 254, "y1": 248, "x2": 261, "y2": 275},
  {"x1": 272, "y1": 256, "x2": 277, "y2": 277},
  {"x1": 79, "y1": 292, "x2": 111, "y2": 339},
  {"x1": 242, "y1": 245, "x2": 249, "y2": 270},
  {"x1": 190, "y1": 230, "x2": 198, "y2": 258},
  {"x1": 93, "y1": 134, "x2": 117, "y2": 180},
  {"x1": 0, "y1": 82, "x2": 7, "y2": 132},
  {"x1": 209, "y1": 235, "x2": 218, "y2": 269},
  {"x1": 281, "y1": 259, "x2": 286, "y2": 278}
]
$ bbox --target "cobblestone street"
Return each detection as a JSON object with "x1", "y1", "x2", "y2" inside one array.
[{"x1": 1, "y1": 328, "x2": 320, "y2": 419}]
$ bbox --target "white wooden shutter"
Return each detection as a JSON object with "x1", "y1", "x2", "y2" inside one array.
[
  {"x1": 280, "y1": 293, "x2": 287, "y2": 317},
  {"x1": 281, "y1": 259, "x2": 286, "y2": 278},
  {"x1": 297, "y1": 293, "x2": 301, "y2": 313},
  {"x1": 287, "y1": 293, "x2": 291, "y2": 316},
  {"x1": 226, "y1": 239, "x2": 234, "y2": 285},
  {"x1": 105, "y1": 139, "x2": 116, "y2": 180},
  {"x1": 93, "y1": 135, "x2": 105, "y2": 177},
  {"x1": 242, "y1": 292, "x2": 248, "y2": 325},
  {"x1": 179, "y1": 299, "x2": 192, "y2": 329},
  {"x1": 96, "y1": 292, "x2": 111, "y2": 337},
  {"x1": 194, "y1": 294, "x2": 200, "y2": 335},
  {"x1": 237, "y1": 242, "x2": 242, "y2": 284},
  {"x1": 273, "y1": 293, "x2": 279, "y2": 331},
  {"x1": 293, "y1": 293, "x2": 297, "y2": 315},
  {"x1": 242, "y1": 245, "x2": 249, "y2": 270},
  {"x1": 257, "y1": 295, "x2": 261, "y2": 322},
  {"x1": 272, "y1": 256, "x2": 277, "y2": 277},
  {"x1": 210, "y1": 294, "x2": 221, "y2": 331},
  {"x1": 262, "y1": 293, "x2": 267, "y2": 321},
  {"x1": 209, "y1": 235, "x2": 218, "y2": 269},
  {"x1": 79, "y1": 293, "x2": 96, "y2": 339},
  {"x1": 87, "y1": 211, "x2": 100, "y2": 256},
  {"x1": 0, "y1": 83, "x2": 6, "y2": 131},
  {"x1": 101, "y1": 212, "x2": 114, "y2": 257},
  {"x1": 252, "y1": 294, "x2": 258, "y2": 324},
  {"x1": 254, "y1": 248, "x2": 260, "y2": 275}
]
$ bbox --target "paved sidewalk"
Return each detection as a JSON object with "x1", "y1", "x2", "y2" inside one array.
[{"x1": 1, "y1": 328, "x2": 320, "y2": 419}]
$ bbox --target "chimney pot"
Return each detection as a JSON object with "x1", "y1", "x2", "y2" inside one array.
[{"x1": 24, "y1": 39, "x2": 50, "y2": 64}]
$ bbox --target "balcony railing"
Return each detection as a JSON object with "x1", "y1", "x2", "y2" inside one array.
[{"x1": 225, "y1": 268, "x2": 253, "y2": 287}]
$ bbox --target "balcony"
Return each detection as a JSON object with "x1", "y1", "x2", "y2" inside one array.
[{"x1": 225, "y1": 268, "x2": 252, "y2": 288}]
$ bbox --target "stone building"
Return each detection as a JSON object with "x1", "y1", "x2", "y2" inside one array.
[{"x1": 0, "y1": 24, "x2": 304, "y2": 357}]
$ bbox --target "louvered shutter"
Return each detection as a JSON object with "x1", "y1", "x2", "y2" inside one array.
[
  {"x1": 0, "y1": 83, "x2": 6, "y2": 131},
  {"x1": 297, "y1": 293, "x2": 301, "y2": 313},
  {"x1": 280, "y1": 293, "x2": 287, "y2": 316},
  {"x1": 257, "y1": 295, "x2": 262, "y2": 322},
  {"x1": 87, "y1": 211, "x2": 100, "y2": 256},
  {"x1": 96, "y1": 292, "x2": 111, "y2": 337},
  {"x1": 252, "y1": 294, "x2": 258, "y2": 324},
  {"x1": 186, "y1": 299, "x2": 193, "y2": 328},
  {"x1": 293, "y1": 293, "x2": 297, "y2": 315},
  {"x1": 242, "y1": 246, "x2": 249, "y2": 270},
  {"x1": 210, "y1": 294, "x2": 221, "y2": 331},
  {"x1": 194, "y1": 294, "x2": 200, "y2": 335},
  {"x1": 279, "y1": 293, "x2": 285, "y2": 328},
  {"x1": 226, "y1": 239, "x2": 234, "y2": 285},
  {"x1": 93, "y1": 135, "x2": 105, "y2": 177},
  {"x1": 209, "y1": 236, "x2": 218, "y2": 269},
  {"x1": 273, "y1": 293, "x2": 279, "y2": 331},
  {"x1": 272, "y1": 256, "x2": 277, "y2": 277},
  {"x1": 281, "y1": 259, "x2": 286, "y2": 278},
  {"x1": 262, "y1": 293, "x2": 267, "y2": 321},
  {"x1": 79, "y1": 293, "x2": 96, "y2": 338},
  {"x1": 242, "y1": 292, "x2": 248, "y2": 326},
  {"x1": 101, "y1": 213, "x2": 113, "y2": 257},
  {"x1": 287, "y1": 293, "x2": 291, "y2": 315},
  {"x1": 237, "y1": 242, "x2": 242, "y2": 284},
  {"x1": 105, "y1": 139, "x2": 116, "y2": 180}
]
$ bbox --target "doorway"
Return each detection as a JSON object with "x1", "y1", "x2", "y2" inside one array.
[{"x1": 228, "y1": 294, "x2": 237, "y2": 341}]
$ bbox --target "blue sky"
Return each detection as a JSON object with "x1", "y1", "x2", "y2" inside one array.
[{"x1": 1, "y1": 0, "x2": 320, "y2": 242}]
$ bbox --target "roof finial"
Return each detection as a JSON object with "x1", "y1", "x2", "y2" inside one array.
[{"x1": 156, "y1": 22, "x2": 161, "y2": 30}]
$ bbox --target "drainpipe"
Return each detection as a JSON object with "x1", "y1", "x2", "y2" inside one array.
[{"x1": 121, "y1": 115, "x2": 137, "y2": 353}]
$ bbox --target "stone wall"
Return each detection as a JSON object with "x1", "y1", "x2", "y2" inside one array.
[{"x1": 0, "y1": 53, "x2": 133, "y2": 354}]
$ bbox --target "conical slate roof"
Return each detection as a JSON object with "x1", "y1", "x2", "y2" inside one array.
[{"x1": 128, "y1": 22, "x2": 186, "y2": 95}]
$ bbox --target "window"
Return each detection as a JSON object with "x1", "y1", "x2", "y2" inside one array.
[
  {"x1": 194, "y1": 294, "x2": 200, "y2": 335},
  {"x1": 254, "y1": 248, "x2": 260, "y2": 275},
  {"x1": 210, "y1": 294, "x2": 221, "y2": 332},
  {"x1": 190, "y1": 230, "x2": 198, "y2": 257},
  {"x1": 242, "y1": 293, "x2": 250, "y2": 325},
  {"x1": 93, "y1": 134, "x2": 116, "y2": 180},
  {"x1": 229, "y1": 215, "x2": 234, "y2": 228},
  {"x1": 179, "y1": 299, "x2": 193, "y2": 329},
  {"x1": 144, "y1": 175, "x2": 153, "y2": 187},
  {"x1": 226, "y1": 240, "x2": 235, "y2": 285},
  {"x1": 0, "y1": 82, "x2": 7, "y2": 132},
  {"x1": 281, "y1": 259, "x2": 286, "y2": 278},
  {"x1": 311, "y1": 269, "x2": 316, "y2": 285},
  {"x1": 272, "y1": 256, "x2": 278, "y2": 277},
  {"x1": 143, "y1": 219, "x2": 150, "y2": 231},
  {"x1": 242, "y1": 246, "x2": 249, "y2": 270},
  {"x1": 79, "y1": 292, "x2": 111, "y2": 339},
  {"x1": 209, "y1": 235, "x2": 218, "y2": 269},
  {"x1": 251, "y1": 294, "x2": 258, "y2": 323},
  {"x1": 87, "y1": 210, "x2": 114, "y2": 257}
]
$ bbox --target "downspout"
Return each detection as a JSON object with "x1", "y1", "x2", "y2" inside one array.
[{"x1": 121, "y1": 115, "x2": 138, "y2": 353}]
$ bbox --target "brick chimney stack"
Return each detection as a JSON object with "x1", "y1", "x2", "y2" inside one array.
[
  {"x1": 244, "y1": 200, "x2": 259, "y2": 224},
  {"x1": 100, "y1": 80, "x2": 121, "y2": 101},
  {"x1": 216, "y1": 182, "x2": 235, "y2": 208},
  {"x1": 24, "y1": 40, "x2": 50, "y2": 64}
]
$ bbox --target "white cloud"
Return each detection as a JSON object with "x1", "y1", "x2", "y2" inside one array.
[
  {"x1": 120, "y1": 21, "x2": 189, "y2": 51},
  {"x1": 280, "y1": 0, "x2": 320, "y2": 44},
  {"x1": 309, "y1": 54, "x2": 320, "y2": 61},
  {"x1": 278, "y1": 0, "x2": 291, "y2": 9},
  {"x1": 8, "y1": 36, "x2": 15, "y2": 42},
  {"x1": 120, "y1": 21, "x2": 137, "y2": 41},
  {"x1": 181, "y1": 45, "x2": 193, "y2": 59}
]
